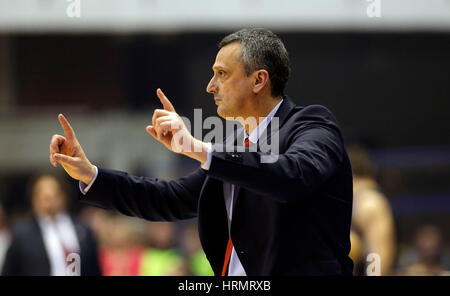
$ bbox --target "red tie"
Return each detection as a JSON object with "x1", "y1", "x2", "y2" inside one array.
[
  {"x1": 244, "y1": 137, "x2": 250, "y2": 148},
  {"x1": 221, "y1": 137, "x2": 251, "y2": 276},
  {"x1": 221, "y1": 237, "x2": 234, "y2": 276}
]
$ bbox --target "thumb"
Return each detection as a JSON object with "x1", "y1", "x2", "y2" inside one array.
[
  {"x1": 146, "y1": 125, "x2": 158, "y2": 139},
  {"x1": 53, "y1": 153, "x2": 77, "y2": 166}
]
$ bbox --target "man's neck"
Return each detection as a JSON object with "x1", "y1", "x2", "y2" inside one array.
[{"x1": 240, "y1": 95, "x2": 283, "y2": 135}]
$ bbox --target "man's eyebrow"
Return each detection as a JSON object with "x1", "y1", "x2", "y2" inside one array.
[{"x1": 212, "y1": 65, "x2": 229, "y2": 71}]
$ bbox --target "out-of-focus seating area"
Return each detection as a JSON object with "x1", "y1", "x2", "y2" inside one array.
[{"x1": 79, "y1": 208, "x2": 213, "y2": 276}]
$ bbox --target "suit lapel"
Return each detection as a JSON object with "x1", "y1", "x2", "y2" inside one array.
[
  {"x1": 31, "y1": 215, "x2": 52, "y2": 275},
  {"x1": 230, "y1": 126, "x2": 244, "y2": 212},
  {"x1": 197, "y1": 175, "x2": 229, "y2": 274},
  {"x1": 232, "y1": 184, "x2": 241, "y2": 212}
]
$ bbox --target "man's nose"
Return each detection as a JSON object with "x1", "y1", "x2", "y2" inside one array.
[{"x1": 206, "y1": 77, "x2": 218, "y2": 94}]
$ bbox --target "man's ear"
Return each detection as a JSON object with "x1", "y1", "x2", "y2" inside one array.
[{"x1": 252, "y1": 70, "x2": 270, "y2": 94}]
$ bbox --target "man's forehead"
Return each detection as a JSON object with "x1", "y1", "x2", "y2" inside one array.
[{"x1": 213, "y1": 42, "x2": 243, "y2": 69}]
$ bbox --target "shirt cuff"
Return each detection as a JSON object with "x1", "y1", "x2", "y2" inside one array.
[
  {"x1": 201, "y1": 143, "x2": 213, "y2": 171},
  {"x1": 79, "y1": 165, "x2": 98, "y2": 195}
]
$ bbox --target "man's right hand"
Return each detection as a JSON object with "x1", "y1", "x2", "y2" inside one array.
[{"x1": 49, "y1": 114, "x2": 96, "y2": 185}]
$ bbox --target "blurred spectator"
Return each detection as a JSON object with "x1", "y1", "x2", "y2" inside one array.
[
  {"x1": 0, "y1": 201, "x2": 10, "y2": 272},
  {"x1": 1, "y1": 173, "x2": 101, "y2": 275},
  {"x1": 79, "y1": 207, "x2": 115, "y2": 250},
  {"x1": 139, "y1": 221, "x2": 188, "y2": 276},
  {"x1": 397, "y1": 225, "x2": 449, "y2": 276},
  {"x1": 348, "y1": 146, "x2": 396, "y2": 275},
  {"x1": 97, "y1": 214, "x2": 146, "y2": 276},
  {"x1": 179, "y1": 221, "x2": 214, "y2": 276},
  {"x1": 80, "y1": 208, "x2": 207, "y2": 276}
]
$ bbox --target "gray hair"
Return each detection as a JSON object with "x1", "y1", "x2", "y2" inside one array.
[{"x1": 218, "y1": 28, "x2": 290, "y2": 97}]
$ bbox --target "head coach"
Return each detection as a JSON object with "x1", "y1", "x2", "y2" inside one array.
[{"x1": 49, "y1": 28, "x2": 354, "y2": 276}]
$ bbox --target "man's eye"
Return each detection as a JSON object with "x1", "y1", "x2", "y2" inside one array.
[{"x1": 218, "y1": 71, "x2": 225, "y2": 76}]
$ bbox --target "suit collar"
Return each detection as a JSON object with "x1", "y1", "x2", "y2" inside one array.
[
  {"x1": 275, "y1": 95, "x2": 298, "y2": 128},
  {"x1": 231, "y1": 95, "x2": 297, "y2": 147},
  {"x1": 254, "y1": 95, "x2": 297, "y2": 150},
  {"x1": 244, "y1": 99, "x2": 283, "y2": 144}
]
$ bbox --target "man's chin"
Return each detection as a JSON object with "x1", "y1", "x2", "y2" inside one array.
[
  {"x1": 217, "y1": 107, "x2": 240, "y2": 121},
  {"x1": 216, "y1": 106, "x2": 226, "y2": 119}
]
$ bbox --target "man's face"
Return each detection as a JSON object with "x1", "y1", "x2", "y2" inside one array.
[
  {"x1": 32, "y1": 176, "x2": 66, "y2": 217},
  {"x1": 206, "y1": 42, "x2": 254, "y2": 119}
]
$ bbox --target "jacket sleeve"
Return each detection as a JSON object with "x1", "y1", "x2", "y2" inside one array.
[
  {"x1": 80, "y1": 166, "x2": 206, "y2": 221},
  {"x1": 206, "y1": 106, "x2": 346, "y2": 204}
]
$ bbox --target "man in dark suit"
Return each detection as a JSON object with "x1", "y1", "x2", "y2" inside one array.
[
  {"x1": 49, "y1": 28, "x2": 354, "y2": 275},
  {"x1": 1, "y1": 174, "x2": 101, "y2": 276}
]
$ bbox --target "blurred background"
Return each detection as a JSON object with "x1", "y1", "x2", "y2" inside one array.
[{"x1": 0, "y1": 0, "x2": 449, "y2": 276}]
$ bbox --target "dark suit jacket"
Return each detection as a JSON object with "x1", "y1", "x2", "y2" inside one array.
[
  {"x1": 1, "y1": 214, "x2": 101, "y2": 276},
  {"x1": 80, "y1": 96, "x2": 354, "y2": 275}
]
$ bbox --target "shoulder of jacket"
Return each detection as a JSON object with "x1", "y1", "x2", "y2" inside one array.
[
  {"x1": 297, "y1": 104, "x2": 334, "y2": 116},
  {"x1": 287, "y1": 104, "x2": 336, "y2": 122},
  {"x1": 10, "y1": 218, "x2": 35, "y2": 237}
]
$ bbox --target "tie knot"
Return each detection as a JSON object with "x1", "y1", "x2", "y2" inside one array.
[{"x1": 244, "y1": 138, "x2": 251, "y2": 148}]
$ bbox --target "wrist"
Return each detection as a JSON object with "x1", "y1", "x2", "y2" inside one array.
[
  {"x1": 81, "y1": 164, "x2": 96, "y2": 185},
  {"x1": 184, "y1": 138, "x2": 208, "y2": 164}
]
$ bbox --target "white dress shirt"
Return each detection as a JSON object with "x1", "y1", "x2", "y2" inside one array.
[
  {"x1": 81, "y1": 99, "x2": 283, "y2": 276},
  {"x1": 37, "y1": 213, "x2": 80, "y2": 276}
]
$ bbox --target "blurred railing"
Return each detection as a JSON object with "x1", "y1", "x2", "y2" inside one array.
[{"x1": 0, "y1": 0, "x2": 450, "y2": 33}]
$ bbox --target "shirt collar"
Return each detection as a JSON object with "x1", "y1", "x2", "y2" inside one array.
[{"x1": 243, "y1": 99, "x2": 283, "y2": 144}]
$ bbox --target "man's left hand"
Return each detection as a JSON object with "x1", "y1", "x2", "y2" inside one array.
[{"x1": 146, "y1": 88, "x2": 208, "y2": 163}]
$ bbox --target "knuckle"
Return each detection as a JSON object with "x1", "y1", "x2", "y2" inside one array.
[
  {"x1": 50, "y1": 143, "x2": 58, "y2": 151},
  {"x1": 156, "y1": 116, "x2": 167, "y2": 124}
]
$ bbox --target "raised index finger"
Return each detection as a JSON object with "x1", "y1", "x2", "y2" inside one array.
[
  {"x1": 58, "y1": 114, "x2": 76, "y2": 140},
  {"x1": 156, "y1": 88, "x2": 175, "y2": 112}
]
